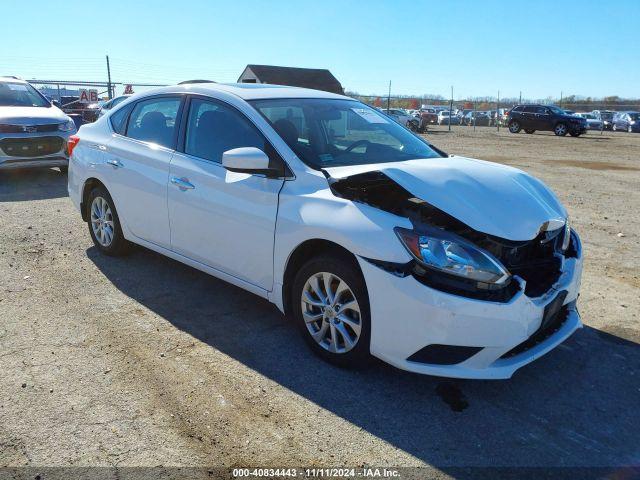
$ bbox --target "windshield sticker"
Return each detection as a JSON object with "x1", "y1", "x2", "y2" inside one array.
[
  {"x1": 7, "y1": 84, "x2": 28, "y2": 91},
  {"x1": 318, "y1": 153, "x2": 334, "y2": 162},
  {"x1": 351, "y1": 108, "x2": 389, "y2": 124}
]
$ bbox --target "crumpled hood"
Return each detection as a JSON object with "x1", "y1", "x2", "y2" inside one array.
[
  {"x1": 0, "y1": 105, "x2": 69, "y2": 124},
  {"x1": 323, "y1": 156, "x2": 567, "y2": 241}
]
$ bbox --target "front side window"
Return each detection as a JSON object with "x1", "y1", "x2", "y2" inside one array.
[
  {"x1": 184, "y1": 98, "x2": 269, "y2": 163},
  {"x1": 0, "y1": 82, "x2": 51, "y2": 108},
  {"x1": 250, "y1": 98, "x2": 441, "y2": 169},
  {"x1": 547, "y1": 105, "x2": 565, "y2": 115},
  {"x1": 126, "y1": 97, "x2": 181, "y2": 148}
]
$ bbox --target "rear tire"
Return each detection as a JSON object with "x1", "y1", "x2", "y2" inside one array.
[
  {"x1": 86, "y1": 185, "x2": 131, "y2": 257},
  {"x1": 508, "y1": 121, "x2": 521, "y2": 133},
  {"x1": 292, "y1": 252, "x2": 371, "y2": 369},
  {"x1": 524, "y1": 129, "x2": 535, "y2": 134},
  {"x1": 554, "y1": 123, "x2": 568, "y2": 136}
]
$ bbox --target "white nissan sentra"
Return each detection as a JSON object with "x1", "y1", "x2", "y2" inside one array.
[{"x1": 67, "y1": 83, "x2": 583, "y2": 379}]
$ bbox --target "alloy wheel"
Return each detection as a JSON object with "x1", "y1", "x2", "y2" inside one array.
[
  {"x1": 90, "y1": 196, "x2": 114, "y2": 247},
  {"x1": 300, "y1": 272, "x2": 362, "y2": 354},
  {"x1": 555, "y1": 123, "x2": 567, "y2": 136},
  {"x1": 509, "y1": 121, "x2": 520, "y2": 133}
]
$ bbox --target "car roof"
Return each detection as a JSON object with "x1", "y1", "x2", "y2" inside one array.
[
  {"x1": 131, "y1": 82, "x2": 349, "y2": 101},
  {"x1": 0, "y1": 76, "x2": 27, "y2": 84}
]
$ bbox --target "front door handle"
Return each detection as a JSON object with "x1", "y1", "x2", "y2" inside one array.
[
  {"x1": 106, "y1": 159, "x2": 123, "y2": 168},
  {"x1": 171, "y1": 177, "x2": 195, "y2": 191}
]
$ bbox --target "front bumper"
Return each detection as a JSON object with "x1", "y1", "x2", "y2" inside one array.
[
  {"x1": 0, "y1": 132, "x2": 72, "y2": 170},
  {"x1": 360, "y1": 232, "x2": 584, "y2": 379}
]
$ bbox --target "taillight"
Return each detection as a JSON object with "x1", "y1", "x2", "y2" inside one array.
[{"x1": 67, "y1": 135, "x2": 80, "y2": 157}]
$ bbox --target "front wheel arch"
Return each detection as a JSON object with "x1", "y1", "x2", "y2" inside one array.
[{"x1": 282, "y1": 239, "x2": 362, "y2": 318}]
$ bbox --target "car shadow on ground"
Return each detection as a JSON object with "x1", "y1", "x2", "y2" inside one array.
[
  {"x1": 0, "y1": 168, "x2": 68, "y2": 202},
  {"x1": 88, "y1": 246, "x2": 640, "y2": 474}
]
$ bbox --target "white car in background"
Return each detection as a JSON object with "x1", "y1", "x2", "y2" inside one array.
[
  {"x1": 382, "y1": 108, "x2": 413, "y2": 127},
  {"x1": 437, "y1": 110, "x2": 461, "y2": 125},
  {"x1": 575, "y1": 112, "x2": 603, "y2": 131},
  {"x1": 0, "y1": 77, "x2": 76, "y2": 171},
  {"x1": 67, "y1": 83, "x2": 583, "y2": 379}
]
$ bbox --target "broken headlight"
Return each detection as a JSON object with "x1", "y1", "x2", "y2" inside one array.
[{"x1": 395, "y1": 226, "x2": 511, "y2": 285}]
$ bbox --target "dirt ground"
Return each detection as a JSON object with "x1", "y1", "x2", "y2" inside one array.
[{"x1": 1, "y1": 126, "x2": 639, "y2": 475}]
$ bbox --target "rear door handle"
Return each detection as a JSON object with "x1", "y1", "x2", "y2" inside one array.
[
  {"x1": 170, "y1": 177, "x2": 195, "y2": 191},
  {"x1": 106, "y1": 159, "x2": 123, "y2": 168}
]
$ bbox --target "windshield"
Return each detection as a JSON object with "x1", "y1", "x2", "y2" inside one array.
[
  {"x1": 250, "y1": 98, "x2": 441, "y2": 169},
  {"x1": 0, "y1": 82, "x2": 51, "y2": 108}
]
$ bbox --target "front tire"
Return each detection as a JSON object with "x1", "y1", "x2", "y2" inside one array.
[
  {"x1": 87, "y1": 186, "x2": 131, "y2": 256},
  {"x1": 508, "y1": 121, "x2": 521, "y2": 133},
  {"x1": 554, "y1": 123, "x2": 568, "y2": 136},
  {"x1": 292, "y1": 252, "x2": 371, "y2": 368}
]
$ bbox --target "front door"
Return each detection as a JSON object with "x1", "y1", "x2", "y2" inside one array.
[{"x1": 168, "y1": 97, "x2": 285, "y2": 291}]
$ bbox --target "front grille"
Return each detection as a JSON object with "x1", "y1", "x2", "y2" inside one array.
[
  {"x1": 476, "y1": 228, "x2": 564, "y2": 298},
  {"x1": 0, "y1": 136, "x2": 64, "y2": 157},
  {"x1": 0, "y1": 123, "x2": 60, "y2": 133}
]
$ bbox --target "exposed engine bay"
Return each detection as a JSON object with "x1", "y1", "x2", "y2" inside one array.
[{"x1": 326, "y1": 170, "x2": 575, "y2": 302}]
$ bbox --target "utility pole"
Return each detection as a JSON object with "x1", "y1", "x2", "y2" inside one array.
[
  {"x1": 387, "y1": 80, "x2": 391, "y2": 111},
  {"x1": 559, "y1": 91, "x2": 563, "y2": 108},
  {"x1": 106, "y1": 55, "x2": 113, "y2": 99},
  {"x1": 449, "y1": 85, "x2": 453, "y2": 132},
  {"x1": 497, "y1": 90, "x2": 500, "y2": 131},
  {"x1": 519, "y1": 91, "x2": 522, "y2": 104},
  {"x1": 473, "y1": 100, "x2": 476, "y2": 131}
]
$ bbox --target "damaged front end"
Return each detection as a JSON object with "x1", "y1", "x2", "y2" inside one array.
[{"x1": 327, "y1": 170, "x2": 575, "y2": 303}]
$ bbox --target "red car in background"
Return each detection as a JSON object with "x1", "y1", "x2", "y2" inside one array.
[{"x1": 418, "y1": 108, "x2": 437, "y2": 132}]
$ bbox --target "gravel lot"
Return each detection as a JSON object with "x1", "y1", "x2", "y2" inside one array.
[{"x1": 1, "y1": 127, "x2": 639, "y2": 474}]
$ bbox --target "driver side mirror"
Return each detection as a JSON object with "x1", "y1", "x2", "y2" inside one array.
[{"x1": 222, "y1": 147, "x2": 281, "y2": 178}]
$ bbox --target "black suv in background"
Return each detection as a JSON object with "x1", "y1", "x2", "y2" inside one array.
[{"x1": 507, "y1": 104, "x2": 587, "y2": 137}]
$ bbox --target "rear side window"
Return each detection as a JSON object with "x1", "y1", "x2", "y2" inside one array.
[
  {"x1": 184, "y1": 98, "x2": 268, "y2": 163},
  {"x1": 512, "y1": 105, "x2": 524, "y2": 112},
  {"x1": 523, "y1": 106, "x2": 537, "y2": 113},
  {"x1": 126, "y1": 97, "x2": 181, "y2": 148},
  {"x1": 109, "y1": 104, "x2": 133, "y2": 135}
]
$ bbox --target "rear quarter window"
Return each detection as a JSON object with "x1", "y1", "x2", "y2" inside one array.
[{"x1": 109, "y1": 104, "x2": 133, "y2": 135}]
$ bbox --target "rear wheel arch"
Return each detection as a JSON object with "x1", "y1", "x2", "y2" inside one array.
[
  {"x1": 81, "y1": 178, "x2": 106, "y2": 221},
  {"x1": 282, "y1": 239, "x2": 363, "y2": 317}
]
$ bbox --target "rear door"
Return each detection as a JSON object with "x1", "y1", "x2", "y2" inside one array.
[
  {"x1": 167, "y1": 96, "x2": 285, "y2": 290},
  {"x1": 105, "y1": 95, "x2": 183, "y2": 249}
]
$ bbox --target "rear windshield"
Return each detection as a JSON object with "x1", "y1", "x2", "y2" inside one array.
[{"x1": 0, "y1": 82, "x2": 51, "y2": 108}]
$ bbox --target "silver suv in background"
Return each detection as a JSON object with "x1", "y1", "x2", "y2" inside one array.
[{"x1": 0, "y1": 77, "x2": 76, "y2": 172}]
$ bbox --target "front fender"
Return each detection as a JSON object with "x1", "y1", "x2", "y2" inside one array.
[{"x1": 271, "y1": 179, "x2": 413, "y2": 311}]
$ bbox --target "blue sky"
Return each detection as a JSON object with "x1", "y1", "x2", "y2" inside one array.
[{"x1": 1, "y1": 0, "x2": 638, "y2": 99}]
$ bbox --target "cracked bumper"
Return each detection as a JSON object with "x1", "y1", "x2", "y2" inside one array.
[{"x1": 359, "y1": 232, "x2": 584, "y2": 379}]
